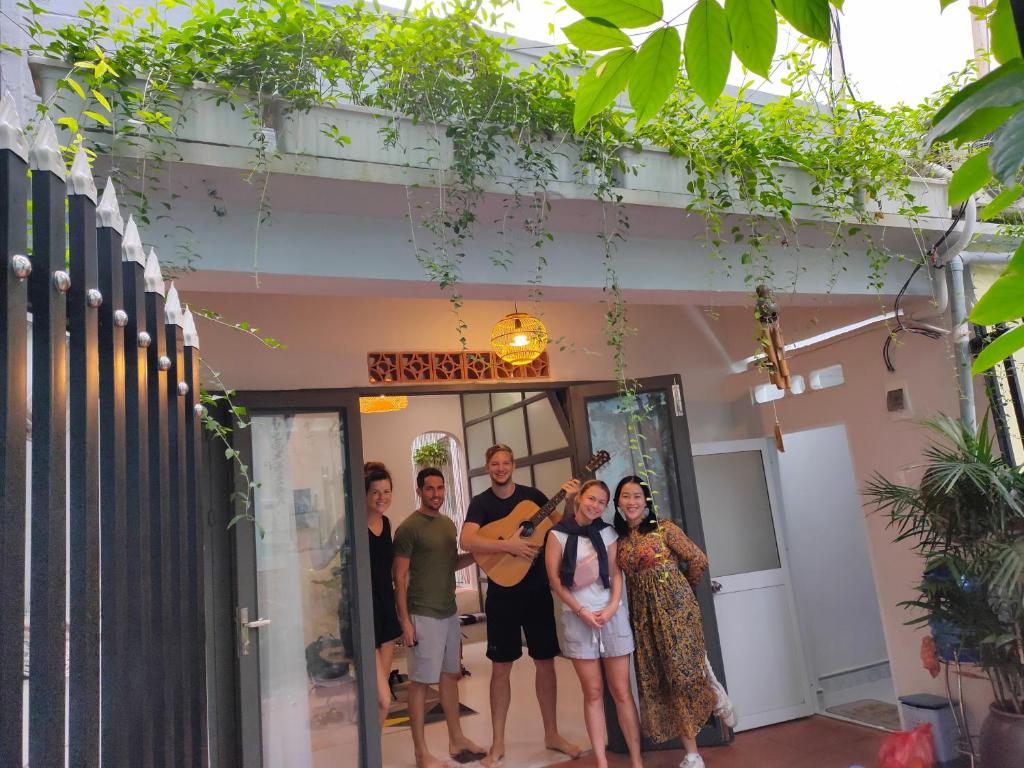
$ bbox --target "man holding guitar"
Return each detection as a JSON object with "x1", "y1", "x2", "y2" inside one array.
[{"x1": 460, "y1": 444, "x2": 585, "y2": 767}]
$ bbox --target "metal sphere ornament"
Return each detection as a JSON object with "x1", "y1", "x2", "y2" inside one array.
[
  {"x1": 177, "y1": 381, "x2": 189, "y2": 396},
  {"x1": 194, "y1": 404, "x2": 207, "y2": 418},
  {"x1": 490, "y1": 311, "x2": 548, "y2": 366},
  {"x1": 137, "y1": 331, "x2": 152, "y2": 348},
  {"x1": 52, "y1": 270, "x2": 71, "y2": 294},
  {"x1": 86, "y1": 289, "x2": 103, "y2": 309},
  {"x1": 10, "y1": 254, "x2": 31, "y2": 279},
  {"x1": 157, "y1": 355, "x2": 172, "y2": 372},
  {"x1": 114, "y1": 310, "x2": 129, "y2": 328}
]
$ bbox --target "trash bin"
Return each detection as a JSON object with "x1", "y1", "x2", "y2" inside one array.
[{"x1": 898, "y1": 693, "x2": 969, "y2": 768}]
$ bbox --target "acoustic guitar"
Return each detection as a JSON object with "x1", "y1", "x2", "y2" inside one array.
[{"x1": 473, "y1": 450, "x2": 611, "y2": 587}]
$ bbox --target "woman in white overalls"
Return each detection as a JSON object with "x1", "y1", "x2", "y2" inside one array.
[{"x1": 544, "y1": 479, "x2": 643, "y2": 768}]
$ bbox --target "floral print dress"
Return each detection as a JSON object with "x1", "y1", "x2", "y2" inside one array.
[{"x1": 617, "y1": 520, "x2": 716, "y2": 743}]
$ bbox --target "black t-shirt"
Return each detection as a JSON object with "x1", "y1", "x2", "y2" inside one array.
[{"x1": 466, "y1": 484, "x2": 551, "y2": 593}]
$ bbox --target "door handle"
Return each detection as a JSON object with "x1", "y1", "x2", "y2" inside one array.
[
  {"x1": 239, "y1": 607, "x2": 271, "y2": 656},
  {"x1": 711, "y1": 580, "x2": 723, "y2": 594}
]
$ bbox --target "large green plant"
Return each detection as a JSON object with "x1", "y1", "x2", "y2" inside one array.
[{"x1": 866, "y1": 415, "x2": 1024, "y2": 714}]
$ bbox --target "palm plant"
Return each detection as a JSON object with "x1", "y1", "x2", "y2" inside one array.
[{"x1": 866, "y1": 415, "x2": 1024, "y2": 714}]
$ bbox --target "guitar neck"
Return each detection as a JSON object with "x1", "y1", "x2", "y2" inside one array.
[{"x1": 527, "y1": 488, "x2": 568, "y2": 528}]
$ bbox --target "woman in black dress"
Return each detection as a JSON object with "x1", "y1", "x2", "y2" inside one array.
[{"x1": 365, "y1": 461, "x2": 402, "y2": 730}]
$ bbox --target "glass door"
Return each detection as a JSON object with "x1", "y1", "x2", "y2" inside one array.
[
  {"x1": 232, "y1": 400, "x2": 378, "y2": 768},
  {"x1": 567, "y1": 376, "x2": 728, "y2": 748}
]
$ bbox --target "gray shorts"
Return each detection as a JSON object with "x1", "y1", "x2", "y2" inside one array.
[
  {"x1": 407, "y1": 613, "x2": 461, "y2": 684},
  {"x1": 559, "y1": 604, "x2": 635, "y2": 660}
]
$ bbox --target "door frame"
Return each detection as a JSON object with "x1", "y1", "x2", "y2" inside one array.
[
  {"x1": 691, "y1": 437, "x2": 815, "y2": 730},
  {"x1": 229, "y1": 391, "x2": 380, "y2": 768}
]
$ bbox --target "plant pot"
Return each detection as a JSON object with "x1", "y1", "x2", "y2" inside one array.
[{"x1": 979, "y1": 703, "x2": 1024, "y2": 768}]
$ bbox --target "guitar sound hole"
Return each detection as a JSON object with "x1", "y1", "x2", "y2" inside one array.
[{"x1": 519, "y1": 522, "x2": 535, "y2": 538}]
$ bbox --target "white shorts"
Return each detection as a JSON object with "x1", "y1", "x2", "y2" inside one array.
[
  {"x1": 559, "y1": 604, "x2": 634, "y2": 660},
  {"x1": 407, "y1": 613, "x2": 461, "y2": 684}
]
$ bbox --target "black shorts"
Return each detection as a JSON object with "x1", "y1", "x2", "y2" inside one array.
[{"x1": 484, "y1": 583, "x2": 560, "y2": 663}]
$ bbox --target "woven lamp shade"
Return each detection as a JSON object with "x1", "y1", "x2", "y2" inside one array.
[
  {"x1": 359, "y1": 395, "x2": 409, "y2": 414},
  {"x1": 490, "y1": 311, "x2": 548, "y2": 366}
]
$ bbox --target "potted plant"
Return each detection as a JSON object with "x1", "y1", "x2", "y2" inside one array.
[
  {"x1": 413, "y1": 438, "x2": 449, "y2": 469},
  {"x1": 866, "y1": 415, "x2": 1024, "y2": 768}
]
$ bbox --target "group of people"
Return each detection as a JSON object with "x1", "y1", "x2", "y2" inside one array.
[{"x1": 363, "y1": 444, "x2": 728, "y2": 768}]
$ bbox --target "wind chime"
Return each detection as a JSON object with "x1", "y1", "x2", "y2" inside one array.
[{"x1": 756, "y1": 283, "x2": 789, "y2": 452}]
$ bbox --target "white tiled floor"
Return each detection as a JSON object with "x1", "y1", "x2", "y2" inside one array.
[{"x1": 381, "y1": 639, "x2": 593, "y2": 768}]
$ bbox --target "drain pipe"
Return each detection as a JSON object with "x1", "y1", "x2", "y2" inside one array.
[{"x1": 946, "y1": 257, "x2": 977, "y2": 433}]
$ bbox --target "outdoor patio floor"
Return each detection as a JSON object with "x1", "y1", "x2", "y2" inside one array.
[{"x1": 549, "y1": 716, "x2": 887, "y2": 768}]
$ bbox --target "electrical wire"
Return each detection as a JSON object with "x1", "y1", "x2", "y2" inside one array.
[{"x1": 882, "y1": 203, "x2": 967, "y2": 372}]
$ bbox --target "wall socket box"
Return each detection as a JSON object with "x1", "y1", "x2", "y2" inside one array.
[{"x1": 886, "y1": 381, "x2": 914, "y2": 420}]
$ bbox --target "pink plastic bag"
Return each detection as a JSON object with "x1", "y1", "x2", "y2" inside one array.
[{"x1": 878, "y1": 724, "x2": 937, "y2": 768}]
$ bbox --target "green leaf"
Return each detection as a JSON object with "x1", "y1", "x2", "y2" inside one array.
[
  {"x1": 830, "y1": 0, "x2": 844, "y2": 8},
  {"x1": 970, "y1": 241, "x2": 1024, "y2": 325},
  {"x1": 685, "y1": 0, "x2": 731, "y2": 105},
  {"x1": 725, "y1": 0, "x2": 777, "y2": 78},
  {"x1": 991, "y1": 0, "x2": 1023, "y2": 64},
  {"x1": 972, "y1": 324, "x2": 1024, "y2": 374},
  {"x1": 948, "y1": 149, "x2": 992, "y2": 204},
  {"x1": 941, "y1": 105, "x2": 1021, "y2": 145},
  {"x1": 980, "y1": 183, "x2": 1024, "y2": 220},
  {"x1": 629, "y1": 26, "x2": 681, "y2": 125},
  {"x1": 56, "y1": 116, "x2": 79, "y2": 134},
  {"x1": 91, "y1": 89, "x2": 112, "y2": 112},
  {"x1": 563, "y1": 17, "x2": 632, "y2": 50},
  {"x1": 64, "y1": 76, "x2": 86, "y2": 100},
  {"x1": 940, "y1": 0, "x2": 960, "y2": 8},
  {"x1": 990, "y1": 106, "x2": 1024, "y2": 185},
  {"x1": 83, "y1": 109, "x2": 111, "y2": 126},
  {"x1": 775, "y1": 0, "x2": 831, "y2": 43},
  {"x1": 566, "y1": 0, "x2": 663, "y2": 28},
  {"x1": 928, "y1": 60, "x2": 1024, "y2": 145},
  {"x1": 574, "y1": 47, "x2": 637, "y2": 130}
]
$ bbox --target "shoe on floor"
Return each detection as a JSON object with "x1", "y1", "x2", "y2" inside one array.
[{"x1": 679, "y1": 754, "x2": 705, "y2": 768}]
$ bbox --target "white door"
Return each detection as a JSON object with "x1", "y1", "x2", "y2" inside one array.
[{"x1": 692, "y1": 439, "x2": 813, "y2": 731}]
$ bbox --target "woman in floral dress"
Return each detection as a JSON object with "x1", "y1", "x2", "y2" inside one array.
[{"x1": 613, "y1": 475, "x2": 717, "y2": 768}]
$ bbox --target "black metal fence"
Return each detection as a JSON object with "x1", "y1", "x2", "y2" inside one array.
[{"x1": 0, "y1": 103, "x2": 209, "y2": 767}]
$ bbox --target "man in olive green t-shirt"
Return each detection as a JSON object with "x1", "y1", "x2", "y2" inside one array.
[{"x1": 393, "y1": 468, "x2": 484, "y2": 768}]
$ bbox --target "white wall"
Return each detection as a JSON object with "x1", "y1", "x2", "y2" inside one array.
[{"x1": 777, "y1": 425, "x2": 890, "y2": 681}]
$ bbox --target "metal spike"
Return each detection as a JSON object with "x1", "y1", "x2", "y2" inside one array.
[
  {"x1": 96, "y1": 178, "x2": 124, "y2": 233},
  {"x1": 28, "y1": 115, "x2": 66, "y2": 180},
  {"x1": 143, "y1": 248, "x2": 165, "y2": 296},
  {"x1": 67, "y1": 145, "x2": 97, "y2": 203},
  {"x1": 164, "y1": 283, "x2": 183, "y2": 326},
  {"x1": 183, "y1": 307, "x2": 200, "y2": 349},
  {"x1": 0, "y1": 90, "x2": 28, "y2": 161},
  {"x1": 121, "y1": 216, "x2": 145, "y2": 265}
]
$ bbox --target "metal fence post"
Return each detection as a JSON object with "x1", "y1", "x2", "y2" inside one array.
[
  {"x1": 183, "y1": 307, "x2": 209, "y2": 767},
  {"x1": 144, "y1": 247, "x2": 177, "y2": 768},
  {"x1": 27, "y1": 115, "x2": 69, "y2": 768},
  {"x1": 67, "y1": 146, "x2": 101, "y2": 767},
  {"x1": 0, "y1": 90, "x2": 30, "y2": 768},
  {"x1": 164, "y1": 284, "x2": 191, "y2": 765},
  {"x1": 121, "y1": 216, "x2": 153, "y2": 768},
  {"x1": 97, "y1": 178, "x2": 130, "y2": 766}
]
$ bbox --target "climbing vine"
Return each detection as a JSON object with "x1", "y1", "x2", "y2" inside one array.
[{"x1": 11, "y1": 0, "x2": 965, "y2": 452}]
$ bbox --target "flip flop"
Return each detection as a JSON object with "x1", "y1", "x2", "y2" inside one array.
[{"x1": 449, "y1": 748, "x2": 487, "y2": 764}]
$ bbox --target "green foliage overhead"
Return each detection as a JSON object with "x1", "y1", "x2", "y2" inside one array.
[
  {"x1": 573, "y1": 47, "x2": 637, "y2": 130},
  {"x1": 724, "y1": 0, "x2": 778, "y2": 78},
  {"x1": 628, "y1": 27, "x2": 680, "y2": 125},
  {"x1": 948, "y1": 148, "x2": 992, "y2": 205},
  {"x1": 563, "y1": 17, "x2": 632, "y2": 50},
  {"x1": 567, "y1": 0, "x2": 664, "y2": 28},
  {"x1": 683, "y1": 0, "x2": 731, "y2": 106}
]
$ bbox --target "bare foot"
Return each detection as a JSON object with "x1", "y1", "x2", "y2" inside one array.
[
  {"x1": 415, "y1": 751, "x2": 446, "y2": 768},
  {"x1": 545, "y1": 734, "x2": 583, "y2": 759},
  {"x1": 449, "y1": 736, "x2": 486, "y2": 755},
  {"x1": 481, "y1": 747, "x2": 504, "y2": 767}
]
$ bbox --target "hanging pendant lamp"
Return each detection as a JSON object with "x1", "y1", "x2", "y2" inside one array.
[
  {"x1": 359, "y1": 395, "x2": 409, "y2": 414},
  {"x1": 490, "y1": 310, "x2": 548, "y2": 366}
]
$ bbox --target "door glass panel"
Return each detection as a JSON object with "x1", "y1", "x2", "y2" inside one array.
[
  {"x1": 532, "y1": 458, "x2": 573, "y2": 500},
  {"x1": 250, "y1": 412, "x2": 359, "y2": 767},
  {"x1": 493, "y1": 410, "x2": 528, "y2": 458},
  {"x1": 512, "y1": 467, "x2": 532, "y2": 487},
  {"x1": 694, "y1": 451, "x2": 781, "y2": 578},
  {"x1": 526, "y1": 398, "x2": 568, "y2": 454},
  {"x1": 470, "y1": 474, "x2": 491, "y2": 497},
  {"x1": 491, "y1": 391, "x2": 522, "y2": 410},
  {"x1": 584, "y1": 391, "x2": 681, "y2": 523},
  {"x1": 465, "y1": 420, "x2": 493, "y2": 467},
  {"x1": 463, "y1": 393, "x2": 490, "y2": 422}
]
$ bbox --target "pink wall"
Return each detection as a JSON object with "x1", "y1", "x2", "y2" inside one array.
[{"x1": 186, "y1": 288, "x2": 993, "y2": 726}]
